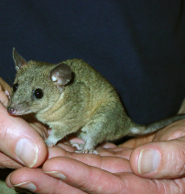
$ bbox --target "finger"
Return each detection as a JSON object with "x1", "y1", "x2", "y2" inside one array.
[
  {"x1": 0, "y1": 152, "x2": 23, "y2": 169},
  {"x1": 97, "y1": 146, "x2": 133, "y2": 159},
  {"x1": 43, "y1": 157, "x2": 125, "y2": 194},
  {"x1": 0, "y1": 103, "x2": 47, "y2": 168},
  {"x1": 0, "y1": 85, "x2": 9, "y2": 107},
  {"x1": 0, "y1": 78, "x2": 11, "y2": 92},
  {"x1": 118, "y1": 172, "x2": 185, "y2": 194},
  {"x1": 119, "y1": 134, "x2": 155, "y2": 148},
  {"x1": 99, "y1": 142, "x2": 117, "y2": 149},
  {"x1": 130, "y1": 136, "x2": 185, "y2": 178},
  {"x1": 48, "y1": 147, "x2": 131, "y2": 173},
  {"x1": 6, "y1": 167, "x2": 86, "y2": 194},
  {"x1": 68, "y1": 136, "x2": 85, "y2": 144},
  {"x1": 47, "y1": 145, "x2": 75, "y2": 159},
  {"x1": 29, "y1": 121, "x2": 48, "y2": 140},
  {"x1": 57, "y1": 143, "x2": 77, "y2": 152},
  {"x1": 153, "y1": 119, "x2": 185, "y2": 141}
]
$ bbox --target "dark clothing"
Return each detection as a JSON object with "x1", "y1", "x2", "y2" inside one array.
[{"x1": 0, "y1": 0, "x2": 185, "y2": 124}]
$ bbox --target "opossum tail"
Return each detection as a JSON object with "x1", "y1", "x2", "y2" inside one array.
[{"x1": 129, "y1": 114, "x2": 185, "y2": 135}]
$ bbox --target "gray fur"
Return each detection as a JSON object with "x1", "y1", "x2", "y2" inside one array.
[{"x1": 8, "y1": 49, "x2": 185, "y2": 153}]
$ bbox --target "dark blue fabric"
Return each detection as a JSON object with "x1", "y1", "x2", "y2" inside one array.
[{"x1": 0, "y1": 0, "x2": 185, "y2": 124}]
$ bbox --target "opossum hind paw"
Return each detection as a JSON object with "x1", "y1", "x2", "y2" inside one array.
[{"x1": 75, "y1": 149, "x2": 98, "y2": 155}]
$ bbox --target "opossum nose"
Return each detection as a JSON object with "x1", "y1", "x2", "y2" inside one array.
[{"x1": 7, "y1": 106, "x2": 16, "y2": 115}]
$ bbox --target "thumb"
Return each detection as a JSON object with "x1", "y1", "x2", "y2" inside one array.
[
  {"x1": 130, "y1": 137, "x2": 185, "y2": 178},
  {"x1": 0, "y1": 103, "x2": 47, "y2": 168}
]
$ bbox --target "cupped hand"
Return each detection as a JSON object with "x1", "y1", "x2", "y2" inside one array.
[
  {"x1": 6, "y1": 120, "x2": 185, "y2": 194},
  {"x1": 6, "y1": 143, "x2": 133, "y2": 194}
]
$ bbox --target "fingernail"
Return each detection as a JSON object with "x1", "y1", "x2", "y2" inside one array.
[
  {"x1": 15, "y1": 138, "x2": 38, "y2": 167},
  {"x1": 44, "y1": 171, "x2": 66, "y2": 180},
  {"x1": 138, "y1": 148, "x2": 161, "y2": 174},
  {"x1": 13, "y1": 181, "x2": 36, "y2": 192}
]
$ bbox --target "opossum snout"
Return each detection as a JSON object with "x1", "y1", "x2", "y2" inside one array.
[{"x1": 7, "y1": 106, "x2": 17, "y2": 115}]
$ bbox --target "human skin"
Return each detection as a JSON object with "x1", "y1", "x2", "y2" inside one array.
[
  {"x1": 4, "y1": 125, "x2": 185, "y2": 194},
  {"x1": 5, "y1": 121, "x2": 185, "y2": 193},
  {"x1": 1, "y1": 78, "x2": 185, "y2": 193}
]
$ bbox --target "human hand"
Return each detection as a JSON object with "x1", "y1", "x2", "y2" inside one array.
[
  {"x1": 124, "y1": 99, "x2": 185, "y2": 179},
  {"x1": 6, "y1": 142, "x2": 133, "y2": 194},
  {"x1": 128, "y1": 119, "x2": 185, "y2": 179},
  {"x1": 0, "y1": 78, "x2": 48, "y2": 168},
  {"x1": 6, "y1": 119, "x2": 185, "y2": 194}
]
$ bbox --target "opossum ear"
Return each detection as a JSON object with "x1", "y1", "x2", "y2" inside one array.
[
  {"x1": 50, "y1": 63, "x2": 72, "y2": 93},
  {"x1": 13, "y1": 48, "x2": 27, "y2": 71}
]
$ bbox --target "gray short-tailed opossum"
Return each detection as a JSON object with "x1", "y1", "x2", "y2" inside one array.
[{"x1": 7, "y1": 48, "x2": 185, "y2": 153}]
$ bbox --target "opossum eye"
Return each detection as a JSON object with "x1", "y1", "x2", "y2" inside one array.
[
  {"x1": 13, "y1": 83, "x2": 18, "y2": 92},
  {"x1": 33, "y1": 88, "x2": 43, "y2": 99}
]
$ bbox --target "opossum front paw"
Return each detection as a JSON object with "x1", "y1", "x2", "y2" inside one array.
[
  {"x1": 45, "y1": 141, "x2": 55, "y2": 148},
  {"x1": 71, "y1": 143, "x2": 98, "y2": 154},
  {"x1": 5, "y1": 90, "x2": 10, "y2": 99},
  {"x1": 85, "y1": 149, "x2": 98, "y2": 155},
  {"x1": 45, "y1": 135, "x2": 58, "y2": 147}
]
